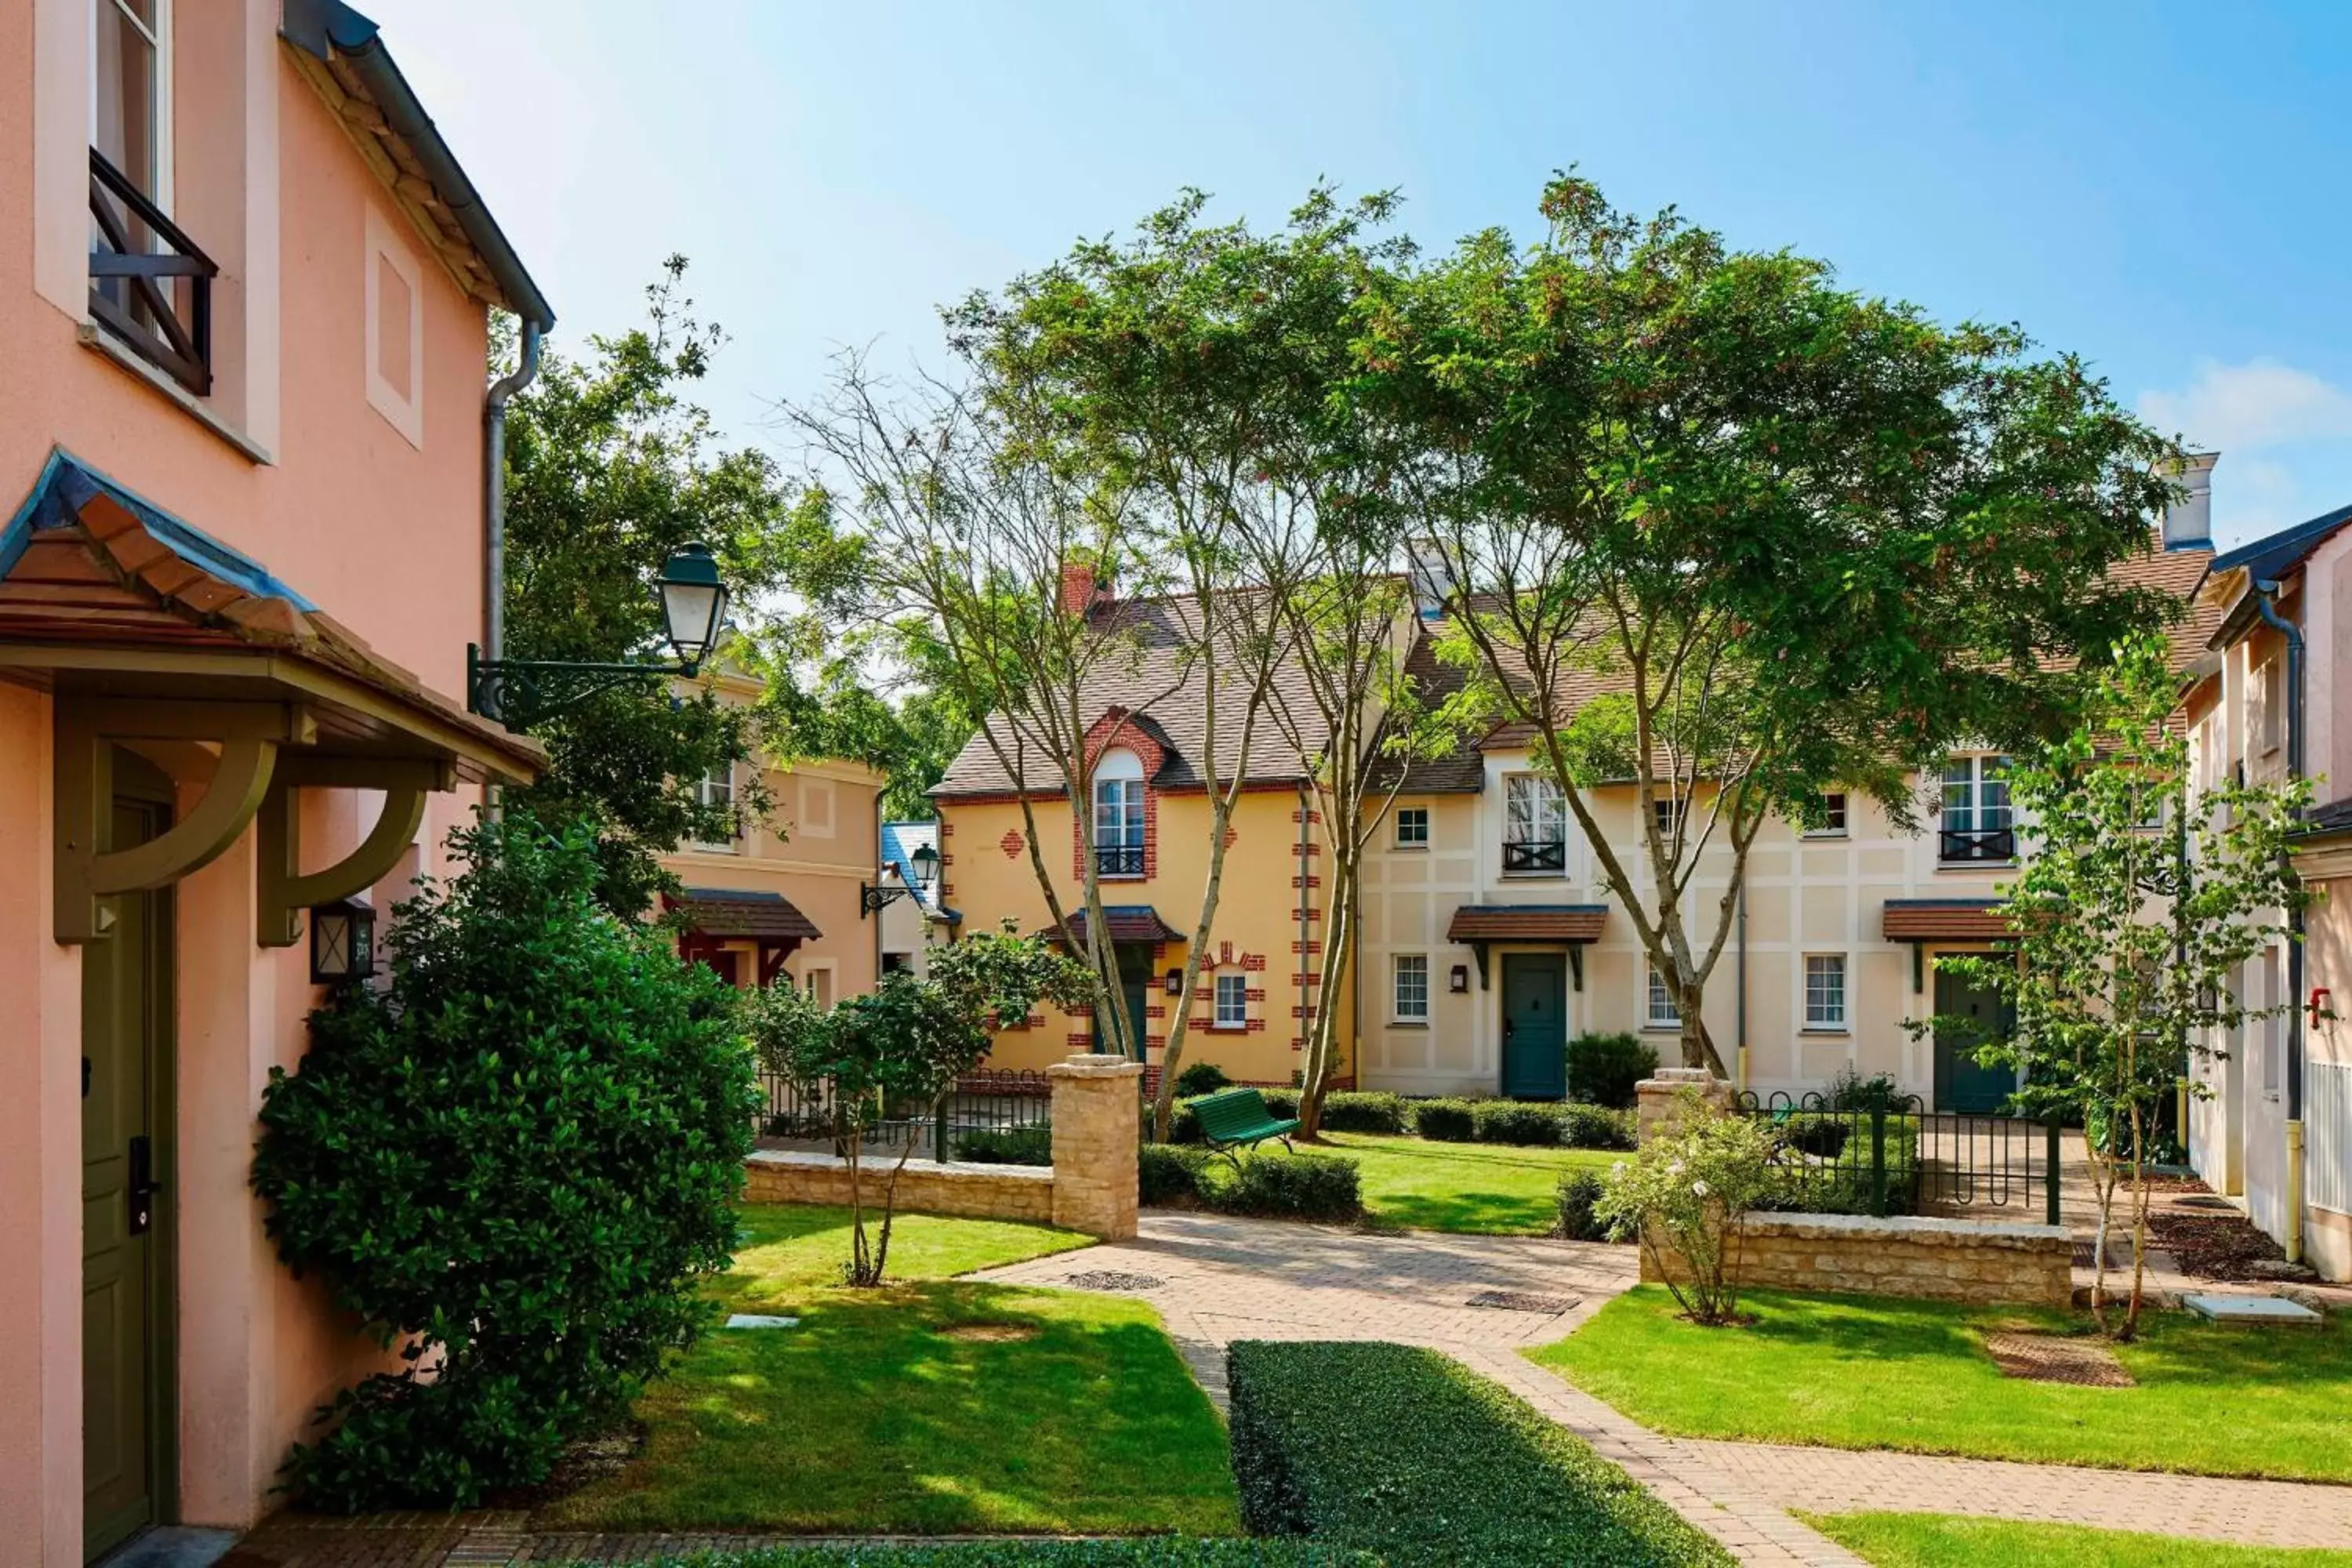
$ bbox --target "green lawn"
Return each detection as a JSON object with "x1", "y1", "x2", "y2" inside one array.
[
  {"x1": 1534, "y1": 1287, "x2": 2352, "y2": 1483},
  {"x1": 1804, "y1": 1512, "x2": 2352, "y2": 1568},
  {"x1": 1300, "y1": 1131, "x2": 1619, "y2": 1234},
  {"x1": 539, "y1": 1204, "x2": 1240, "y2": 1534}
]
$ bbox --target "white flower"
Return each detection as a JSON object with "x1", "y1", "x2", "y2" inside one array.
[
  {"x1": 1610, "y1": 1160, "x2": 1628, "y2": 1177},
  {"x1": 1666, "y1": 1159, "x2": 1686, "y2": 1177},
  {"x1": 1691, "y1": 1179, "x2": 1710, "y2": 1198}
]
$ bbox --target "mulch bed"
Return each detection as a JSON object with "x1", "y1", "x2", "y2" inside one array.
[
  {"x1": 1981, "y1": 1330, "x2": 2136, "y2": 1388},
  {"x1": 2147, "y1": 1207, "x2": 2294, "y2": 1280}
]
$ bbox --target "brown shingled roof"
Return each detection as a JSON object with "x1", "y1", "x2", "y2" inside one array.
[
  {"x1": 1880, "y1": 898, "x2": 2008, "y2": 942},
  {"x1": 671, "y1": 888, "x2": 822, "y2": 942},
  {"x1": 1446, "y1": 904, "x2": 1610, "y2": 942},
  {"x1": 1036, "y1": 906, "x2": 1185, "y2": 945}
]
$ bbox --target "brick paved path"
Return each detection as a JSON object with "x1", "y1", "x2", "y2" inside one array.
[{"x1": 971, "y1": 1212, "x2": 2352, "y2": 1564}]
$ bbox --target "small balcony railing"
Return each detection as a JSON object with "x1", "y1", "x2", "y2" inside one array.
[
  {"x1": 1939, "y1": 826, "x2": 2016, "y2": 864},
  {"x1": 89, "y1": 147, "x2": 217, "y2": 397},
  {"x1": 1501, "y1": 838, "x2": 1566, "y2": 873},
  {"x1": 1095, "y1": 843, "x2": 1145, "y2": 877}
]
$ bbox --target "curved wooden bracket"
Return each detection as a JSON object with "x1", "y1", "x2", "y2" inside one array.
[
  {"x1": 256, "y1": 780, "x2": 430, "y2": 947},
  {"x1": 57, "y1": 714, "x2": 278, "y2": 942}
]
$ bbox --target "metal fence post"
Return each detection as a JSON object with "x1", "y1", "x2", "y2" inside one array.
[
  {"x1": 934, "y1": 1100, "x2": 950, "y2": 1163},
  {"x1": 2045, "y1": 1116, "x2": 2063, "y2": 1228},
  {"x1": 1869, "y1": 1106, "x2": 1887, "y2": 1218}
]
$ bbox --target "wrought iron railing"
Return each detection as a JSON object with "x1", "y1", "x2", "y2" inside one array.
[
  {"x1": 88, "y1": 147, "x2": 217, "y2": 396},
  {"x1": 757, "y1": 1065, "x2": 1054, "y2": 1163},
  {"x1": 1734, "y1": 1089, "x2": 2063, "y2": 1223},
  {"x1": 1502, "y1": 838, "x2": 1566, "y2": 873},
  {"x1": 1937, "y1": 825, "x2": 2016, "y2": 864},
  {"x1": 1095, "y1": 843, "x2": 1145, "y2": 877}
]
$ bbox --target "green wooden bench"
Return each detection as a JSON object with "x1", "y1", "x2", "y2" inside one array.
[{"x1": 1190, "y1": 1087, "x2": 1300, "y2": 1163}]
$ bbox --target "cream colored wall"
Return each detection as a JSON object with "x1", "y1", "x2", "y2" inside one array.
[{"x1": 936, "y1": 788, "x2": 1352, "y2": 1083}]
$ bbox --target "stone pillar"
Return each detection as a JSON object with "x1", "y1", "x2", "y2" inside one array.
[
  {"x1": 1047, "y1": 1052, "x2": 1142, "y2": 1239},
  {"x1": 1635, "y1": 1065, "x2": 1736, "y2": 1144}
]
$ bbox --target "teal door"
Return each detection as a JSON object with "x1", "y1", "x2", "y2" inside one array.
[
  {"x1": 1933, "y1": 961, "x2": 2016, "y2": 1113},
  {"x1": 1093, "y1": 943, "x2": 1154, "y2": 1060},
  {"x1": 1501, "y1": 953, "x2": 1568, "y2": 1100}
]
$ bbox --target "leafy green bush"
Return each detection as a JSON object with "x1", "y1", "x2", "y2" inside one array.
[
  {"x1": 1172, "y1": 1059, "x2": 1233, "y2": 1098},
  {"x1": 1555, "y1": 1170, "x2": 1611, "y2": 1241},
  {"x1": 1595, "y1": 1091, "x2": 1781, "y2": 1324},
  {"x1": 1139, "y1": 1143, "x2": 1214, "y2": 1205},
  {"x1": 956, "y1": 1126, "x2": 1053, "y2": 1165},
  {"x1": 1566, "y1": 1032, "x2": 1658, "y2": 1109},
  {"x1": 1226, "y1": 1341, "x2": 1733, "y2": 1566},
  {"x1": 1824, "y1": 1064, "x2": 1905, "y2": 1113},
  {"x1": 1214, "y1": 1152, "x2": 1362, "y2": 1221},
  {"x1": 1559, "y1": 1102, "x2": 1637, "y2": 1150},
  {"x1": 1412, "y1": 1098, "x2": 1477, "y2": 1141},
  {"x1": 1255, "y1": 1087, "x2": 1301, "y2": 1120},
  {"x1": 1473, "y1": 1101, "x2": 1565, "y2": 1145},
  {"x1": 1316, "y1": 1091, "x2": 1411, "y2": 1134},
  {"x1": 1162, "y1": 1102, "x2": 1204, "y2": 1145},
  {"x1": 250, "y1": 813, "x2": 756, "y2": 1510}
]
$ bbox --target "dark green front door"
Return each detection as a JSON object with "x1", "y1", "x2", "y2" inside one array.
[
  {"x1": 1093, "y1": 942, "x2": 1154, "y2": 1060},
  {"x1": 1501, "y1": 953, "x2": 1568, "y2": 1100},
  {"x1": 1933, "y1": 960, "x2": 2015, "y2": 1113},
  {"x1": 82, "y1": 787, "x2": 175, "y2": 1561}
]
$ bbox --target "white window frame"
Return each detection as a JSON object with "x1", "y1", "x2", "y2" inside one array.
[
  {"x1": 1503, "y1": 773, "x2": 1567, "y2": 875},
  {"x1": 90, "y1": 0, "x2": 173, "y2": 212},
  {"x1": 1645, "y1": 962, "x2": 1681, "y2": 1030},
  {"x1": 1395, "y1": 805, "x2": 1430, "y2": 848},
  {"x1": 1939, "y1": 753, "x2": 2013, "y2": 860},
  {"x1": 1093, "y1": 748, "x2": 1146, "y2": 877},
  {"x1": 1214, "y1": 971, "x2": 1248, "y2": 1030},
  {"x1": 1392, "y1": 954, "x2": 1429, "y2": 1024},
  {"x1": 1803, "y1": 953, "x2": 1848, "y2": 1032},
  {"x1": 1804, "y1": 792, "x2": 1849, "y2": 838},
  {"x1": 1652, "y1": 796, "x2": 1686, "y2": 838},
  {"x1": 688, "y1": 762, "x2": 739, "y2": 852}
]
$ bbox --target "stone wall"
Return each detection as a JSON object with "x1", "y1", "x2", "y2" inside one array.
[
  {"x1": 1635, "y1": 1066, "x2": 1737, "y2": 1143},
  {"x1": 743, "y1": 1149, "x2": 1054, "y2": 1225},
  {"x1": 1639, "y1": 1210, "x2": 2074, "y2": 1308}
]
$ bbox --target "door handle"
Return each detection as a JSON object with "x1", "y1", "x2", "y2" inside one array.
[{"x1": 127, "y1": 1134, "x2": 156, "y2": 1236}]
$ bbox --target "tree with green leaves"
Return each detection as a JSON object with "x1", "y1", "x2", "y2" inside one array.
[
  {"x1": 1368, "y1": 174, "x2": 2183, "y2": 1074},
  {"x1": 497, "y1": 257, "x2": 792, "y2": 916},
  {"x1": 746, "y1": 923, "x2": 1088, "y2": 1286},
  {"x1": 1931, "y1": 634, "x2": 2308, "y2": 1338}
]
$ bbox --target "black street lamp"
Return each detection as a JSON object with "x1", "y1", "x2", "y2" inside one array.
[
  {"x1": 861, "y1": 842, "x2": 939, "y2": 918},
  {"x1": 467, "y1": 543, "x2": 733, "y2": 728}
]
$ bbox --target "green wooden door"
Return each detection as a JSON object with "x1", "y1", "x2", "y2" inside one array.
[
  {"x1": 1501, "y1": 953, "x2": 1568, "y2": 1100},
  {"x1": 1933, "y1": 960, "x2": 2015, "y2": 1113},
  {"x1": 1092, "y1": 943, "x2": 1154, "y2": 1060},
  {"x1": 82, "y1": 793, "x2": 172, "y2": 1561}
]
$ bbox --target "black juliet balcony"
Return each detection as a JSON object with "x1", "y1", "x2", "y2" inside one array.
[{"x1": 88, "y1": 147, "x2": 218, "y2": 397}]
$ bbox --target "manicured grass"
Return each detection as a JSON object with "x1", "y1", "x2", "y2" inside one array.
[
  {"x1": 539, "y1": 1204, "x2": 1239, "y2": 1534},
  {"x1": 1301, "y1": 1131, "x2": 1617, "y2": 1235},
  {"x1": 1804, "y1": 1512, "x2": 2352, "y2": 1567},
  {"x1": 1536, "y1": 1286, "x2": 2352, "y2": 1483}
]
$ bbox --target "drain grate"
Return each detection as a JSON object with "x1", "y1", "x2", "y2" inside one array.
[
  {"x1": 1063, "y1": 1270, "x2": 1164, "y2": 1293},
  {"x1": 2071, "y1": 1241, "x2": 2101, "y2": 1269},
  {"x1": 2176, "y1": 1194, "x2": 2236, "y2": 1210},
  {"x1": 1466, "y1": 1289, "x2": 1578, "y2": 1315}
]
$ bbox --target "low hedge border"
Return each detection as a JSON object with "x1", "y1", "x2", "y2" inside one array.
[
  {"x1": 1164, "y1": 1093, "x2": 1631, "y2": 1150},
  {"x1": 659, "y1": 1544, "x2": 1374, "y2": 1566},
  {"x1": 1140, "y1": 1145, "x2": 1363, "y2": 1221},
  {"x1": 1226, "y1": 1341, "x2": 1733, "y2": 1566}
]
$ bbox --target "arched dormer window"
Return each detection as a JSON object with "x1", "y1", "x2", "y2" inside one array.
[{"x1": 1093, "y1": 747, "x2": 1145, "y2": 877}]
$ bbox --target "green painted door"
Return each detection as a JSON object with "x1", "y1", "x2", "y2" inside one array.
[
  {"x1": 1093, "y1": 943, "x2": 1154, "y2": 1060},
  {"x1": 1933, "y1": 960, "x2": 2015, "y2": 1113},
  {"x1": 82, "y1": 792, "x2": 172, "y2": 1562},
  {"x1": 1501, "y1": 953, "x2": 1568, "y2": 1100}
]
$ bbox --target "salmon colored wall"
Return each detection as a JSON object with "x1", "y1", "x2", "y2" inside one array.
[{"x1": 937, "y1": 789, "x2": 1353, "y2": 1084}]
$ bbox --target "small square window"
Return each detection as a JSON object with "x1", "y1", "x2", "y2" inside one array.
[
  {"x1": 1214, "y1": 971, "x2": 1248, "y2": 1029},
  {"x1": 1805, "y1": 792, "x2": 1848, "y2": 837},
  {"x1": 1646, "y1": 964, "x2": 1680, "y2": 1029},
  {"x1": 1653, "y1": 797, "x2": 1685, "y2": 838},
  {"x1": 1395, "y1": 807, "x2": 1429, "y2": 847},
  {"x1": 1805, "y1": 954, "x2": 1847, "y2": 1029},
  {"x1": 1393, "y1": 955, "x2": 1429, "y2": 1022}
]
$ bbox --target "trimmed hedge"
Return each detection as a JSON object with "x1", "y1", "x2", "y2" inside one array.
[
  {"x1": 675, "y1": 1543, "x2": 1374, "y2": 1566},
  {"x1": 1472, "y1": 1101, "x2": 1564, "y2": 1145},
  {"x1": 1315, "y1": 1091, "x2": 1411, "y2": 1134},
  {"x1": 1559, "y1": 1102, "x2": 1638, "y2": 1151},
  {"x1": 1140, "y1": 1143, "x2": 1216, "y2": 1205},
  {"x1": 1412, "y1": 1098, "x2": 1477, "y2": 1142},
  {"x1": 1172, "y1": 1060, "x2": 1234, "y2": 1098},
  {"x1": 955, "y1": 1126, "x2": 1053, "y2": 1165},
  {"x1": 1565, "y1": 1031, "x2": 1658, "y2": 1109},
  {"x1": 1555, "y1": 1169, "x2": 1611, "y2": 1241},
  {"x1": 1138, "y1": 1145, "x2": 1362, "y2": 1221},
  {"x1": 1227, "y1": 1341, "x2": 1733, "y2": 1566}
]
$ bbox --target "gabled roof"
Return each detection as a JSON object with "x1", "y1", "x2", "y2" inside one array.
[
  {"x1": 670, "y1": 887, "x2": 822, "y2": 942},
  {"x1": 2208, "y1": 501, "x2": 2352, "y2": 585},
  {"x1": 880, "y1": 819, "x2": 949, "y2": 917},
  {"x1": 1035, "y1": 906, "x2": 1185, "y2": 946}
]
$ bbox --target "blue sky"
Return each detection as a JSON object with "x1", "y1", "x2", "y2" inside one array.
[{"x1": 388, "y1": 0, "x2": 2352, "y2": 547}]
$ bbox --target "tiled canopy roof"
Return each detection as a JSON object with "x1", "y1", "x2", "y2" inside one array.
[
  {"x1": 1036, "y1": 905, "x2": 1184, "y2": 946},
  {"x1": 1446, "y1": 904, "x2": 1610, "y2": 943},
  {"x1": 671, "y1": 887, "x2": 822, "y2": 942},
  {"x1": 1880, "y1": 898, "x2": 2008, "y2": 942}
]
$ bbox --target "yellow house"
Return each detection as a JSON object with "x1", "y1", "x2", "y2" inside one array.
[{"x1": 932, "y1": 590, "x2": 1356, "y2": 1090}]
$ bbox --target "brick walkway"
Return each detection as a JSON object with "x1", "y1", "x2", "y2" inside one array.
[{"x1": 971, "y1": 1212, "x2": 2352, "y2": 1563}]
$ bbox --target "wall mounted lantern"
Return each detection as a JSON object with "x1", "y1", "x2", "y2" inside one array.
[
  {"x1": 1165, "y1": 967, "x2": 1185, "y2": 995},
  {"x1": 1449, "y1": 964, "x2": 1470, "y2": 994},
  {"x1": 310, "y1": 897, "x2": 377, "y2": 986},
  {"x1": 861, "y1": 842, "x2": 939, "y2": 918},
  {"x1": 467, "y1": 543, "x2": 733, "y2": 728}
]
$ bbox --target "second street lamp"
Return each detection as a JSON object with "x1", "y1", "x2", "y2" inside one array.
[
  {"x1": 861, "y1": 841, "x2": 938, "y2": 918},
  {"x1": 468, "y1": 543, "x2": 732, "y2": 728}
]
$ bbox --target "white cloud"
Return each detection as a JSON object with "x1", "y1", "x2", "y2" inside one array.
[{"x1": 2138, "y1": 359, "x2": 2352, "y2": 452}]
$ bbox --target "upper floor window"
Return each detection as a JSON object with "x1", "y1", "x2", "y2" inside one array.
[
  {"x1": 1395, "y1": 806, "x2": 1429, "y2": 848},
  {"x1": 1652, "y1": 796, "x2": 1685, "y2": 839},
  {"x1": 2256, "y1": 658, "x2": 2285, "y2": 757},
  {"x1": 1502, "y1": 774, "x2": 1566, "y2": 873},
  {"x1": 93, "y1": 0, "x2": 168, "y2": 211},
  {"x1": 1094, "y1": 748, "x2": 1145, "y2": 877},
  {"x1": 689, "y1": 764, "x2": 739, "y2": 851},
  {"x1": 1939, "y1": 755, "x2": 2013, "y2": 864},
  {"x1": 1804, "y1": 792, "x2": 1849, "y2": 837},
  {"x1": 1214, "y1": 971, "x2": 1248, "y2": 1029}
]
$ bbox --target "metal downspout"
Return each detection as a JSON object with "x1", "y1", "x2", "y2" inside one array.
[
  {"x1": 485, "y1": 321, "x2": 543, "y2": 667},
  {"x1": 1299, "y1": 783, "x2": 1312, "y2": 1090},
  {"x1": 2254, "y1": 579, "x2": 2307, "y2": 1264}
]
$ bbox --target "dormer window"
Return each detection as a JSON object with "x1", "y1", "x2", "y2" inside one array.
[{"x1": 1094, "y1": 747, "x2": 1145, "y2": 877}]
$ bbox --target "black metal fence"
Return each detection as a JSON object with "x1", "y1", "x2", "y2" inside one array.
[
  {"x1": 757, "y1": 1065, "x2": 1054, "y2": 1163},
  {"x1": 1734, "y1": 1090, "x2": 2063, "y2": 1223}
]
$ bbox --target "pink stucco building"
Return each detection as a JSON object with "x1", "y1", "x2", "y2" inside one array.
[{"x1": 1, "y1": 2, "x2": 551, "y2": 1559}]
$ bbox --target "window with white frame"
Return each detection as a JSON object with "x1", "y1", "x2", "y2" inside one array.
[
  {"x1": 1503, "y1": 774, "x2": 1566, "y2": 873},
  {"x1": 1093, "y1": 747, "x2": 1146, "y2": 876},
  {"x1": 1646, "y1": 963, "x2": 1680, "y2": 1029},
  {"x1": 1395, "y1": 806, "x2": 1429, "y2": 847},
  {"x1": 688, "y1": 764, "x2": 739, "y2": 851},
  {"x1": 93, "y1": 0, "x2": 169, "y2": 210},
  {"x1": 1652, "y1": 796, "x2": 1685, "y2": 839},
  {"x1": 1804, "y1": 954, "x2": 1847, "y2": 1029},
  {"x1": 1392, "y1": 954, "x2": 1429, "y2": 1022},
  {"x1": 1805, "y1": 792, "x2": 1848, "y2": 837},
  {"x1": 1214, "y1": 971, "x2": 1248, "y2": 1029},
  {"x1": 1939, "y1": 754, "x2": 2013, "y2": 862}
]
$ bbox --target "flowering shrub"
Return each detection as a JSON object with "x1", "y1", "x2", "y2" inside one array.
[{"x1": 1592, "y1": 1091, "x2": 1780, "y2": 1325}]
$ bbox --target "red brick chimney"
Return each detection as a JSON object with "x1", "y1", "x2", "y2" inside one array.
[{"x1": 1058, "y1": 561, "x2": 1112, "y2": 619}]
